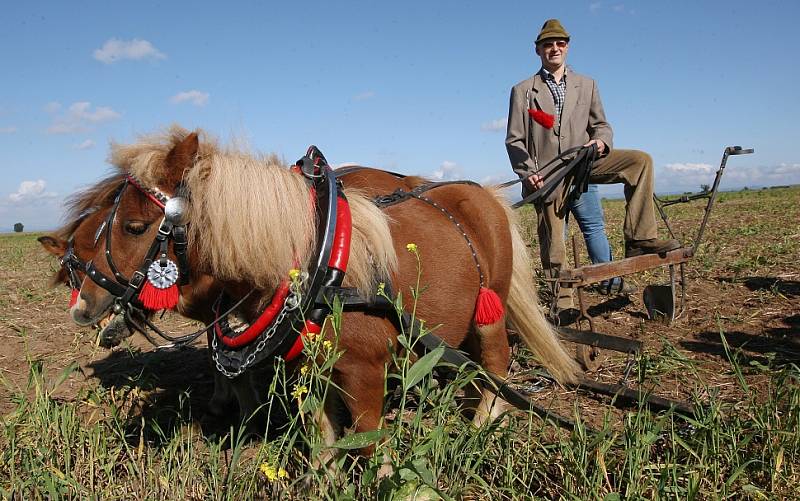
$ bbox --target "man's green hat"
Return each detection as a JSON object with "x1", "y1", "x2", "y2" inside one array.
[{"x1": 535, "y1": 19, "x2": 570, "y2": 44}]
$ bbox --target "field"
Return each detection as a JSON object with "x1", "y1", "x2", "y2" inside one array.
[{"x1": 0, "y1": 186, "x2": 798, "y2": 499}]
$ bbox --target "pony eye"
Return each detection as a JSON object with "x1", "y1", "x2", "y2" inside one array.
[{"x1": 124, "y1": 221, "x2": 149, "y2": 235}]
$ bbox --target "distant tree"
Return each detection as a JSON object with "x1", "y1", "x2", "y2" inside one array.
[
  {"x1": 700, "y1": 184, "x2": 710, "y2": 193},
  {"x1": 742, "y1": 186, "x2": 749, "y2": 191},
  {"x1": 13, "y1": 223, "x2": 23, "y2": 233}
]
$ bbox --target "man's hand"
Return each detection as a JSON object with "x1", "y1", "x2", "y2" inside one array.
[
  {"x1": 527, "y1": 173, "x2": 544, "y2": 190},
  {"x1": 584, "y1": 139, "x2": 606, "y2": 155}
]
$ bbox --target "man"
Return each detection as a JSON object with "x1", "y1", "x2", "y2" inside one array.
[{"x1": 506, "y1": 19, "x2": 679, "y2": 311}]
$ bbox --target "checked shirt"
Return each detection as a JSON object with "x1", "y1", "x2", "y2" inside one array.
[{"x1": 540, "y1": 67, "x2": 567, "y2": 131}]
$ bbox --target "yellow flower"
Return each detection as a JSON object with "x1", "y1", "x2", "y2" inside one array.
[
  {"x1": 259, "y1": 463, "x2": 278, "y2": 482},
  {"x1": 377, "y1": 282, "x2": 385, "y2": 295},
  {"x1": 291, "y1": 384, "x2": 308, "y2": 400},
  {"x1": 300, "y1": 364, "x2": 310, "y2": 376},
  {"x1": 288, "y1": 268, "x2": 300, "y2": 281},
  {"x1": 322, "y1": 340, "x2": 333, "y2": 351},
  {"x1": 259, "y1": 463, "x2": 288, "y2": 482},
  {"x1": 406, "y1": 242, "x2": 417, "y2": 253}
]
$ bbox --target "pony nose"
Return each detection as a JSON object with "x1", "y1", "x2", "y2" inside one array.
[
  {"x1": 70, "y1": 289, "x2": 110, "y2": 326},
  {"x1": 71, "y1": 299, "x2": 96, "y2": 326}
]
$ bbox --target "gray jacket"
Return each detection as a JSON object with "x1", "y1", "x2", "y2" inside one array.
[{"x1": 505, "y1": 70, "x2": 613, "y2": 201}]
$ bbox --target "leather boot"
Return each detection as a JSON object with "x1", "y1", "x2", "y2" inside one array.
[
  {"x1": 544, "y1": 266, "x2": 574, "y2": 310},
  {"x1": 625, "y1": 238, "x2": 681, "y2": 258}
]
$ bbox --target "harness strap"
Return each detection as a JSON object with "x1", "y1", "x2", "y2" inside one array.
[
  {"x1": 171, "y1": 225, "x2": 190, "y2": 286},
  {"x1": 60, "y1": 238, "x2": 85, "y2": 291},
  {"x1": 373, "y1": 180, "x2": 481, "y2": 208},
  {"x1": 395, "y1": 311, "x2": 580, "y2": 430}
]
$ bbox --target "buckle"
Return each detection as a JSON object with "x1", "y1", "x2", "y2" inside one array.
[
  {"x1": 129, "y1": 270, "x2": 146, "y2": 289},
  {"x1": 158, "y1": 219, "x2": 172, "y2": 238}
]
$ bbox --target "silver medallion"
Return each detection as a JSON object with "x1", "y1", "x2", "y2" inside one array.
[
  {"x1": 164, "y1": 196, "x2": 189, "y2": 225},
  {"x1": 146, "y1": 259, "x2": 179, "y2": 289}
]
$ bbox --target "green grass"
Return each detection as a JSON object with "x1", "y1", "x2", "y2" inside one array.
[{"x1": 1, "y1": 332, "x2": 798, "y2": 499}]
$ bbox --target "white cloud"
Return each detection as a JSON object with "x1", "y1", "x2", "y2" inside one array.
[
  {"x1": 480, "y1": 173, "x2": 511, "y2": 185},
  {"x1": 481, "y1": 118, "x2": 506, "y2": 132},
  {"x1": 590, "y1": 2, "x2": 603, "y2": 12},
  {"x1": 656, "y1": 161, "x2": 800, "y2": 193},
  {"x1": 93, "y1": 38, "x2": 166, "y2": 64},
  {"x1": 75, "y1": 139, "x2": 95, "y2": 150},
  {"x1": 352, "y1": 91, "x2": 376, "y2": 102},
  {"x1": 0, "y1": 126, "x2": 17, "y2": 134},
  {"x1": 772, "y1": 163, "x2": 800, "y2": 175},
  {"x1": 432, "y1": 160, "x2": 461, "y2": 181},
  {"x1": 44, "y1": 101, "x2": 62, "y2": 113},
  {"x1": 170, "y1": 90, "x2": 210, "y2": 106},
  {"x1": 664, "y1": 162, "x2": 714, "y2": 174},
  {"x1": 47, "y1": 101, "x2": 121, "y2": 134},
  {"x1": 8, "y1": 180, "x2": 57, "y2": 204}
]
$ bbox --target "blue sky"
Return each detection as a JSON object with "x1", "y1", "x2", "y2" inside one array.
[{"x1": 1, "y1": 0, "x2": 798, "y2": 231}]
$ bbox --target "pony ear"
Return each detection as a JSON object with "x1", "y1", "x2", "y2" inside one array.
[
  {"x1": 38, "y1": 235, "x2": 67, "y2": 256},
  {"x1": 164, "y1": 131, "x2": 199, "y2": 187}
]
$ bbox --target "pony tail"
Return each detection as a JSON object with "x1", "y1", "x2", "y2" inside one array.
[{"x1": 502, "y1": 205, "x2": 581, "y2": 385}]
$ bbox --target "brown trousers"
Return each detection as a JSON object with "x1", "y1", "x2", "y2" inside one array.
[{"x1": 535, "y1": 149, "x2": 659, "y2": 272}]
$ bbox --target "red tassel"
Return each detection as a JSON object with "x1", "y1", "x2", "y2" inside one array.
[
  {"x1": 474, "y1": 287, "x2": 505, "y2": 326},
  {"x1": 69, "y1": 289, "x2": 79, "y2": 308},
  {"x1": 138, "y1": 281, "x2": 180, "y2": 311},
  {"x1": 528, "y1": 109, "x2": 555, "y2": 129}
]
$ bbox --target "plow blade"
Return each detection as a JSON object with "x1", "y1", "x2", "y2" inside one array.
[{"x1": 643, "y1": 284, "x2": 676, "y2": 324}]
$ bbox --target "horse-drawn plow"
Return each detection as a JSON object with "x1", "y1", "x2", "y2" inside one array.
[
  {"x1": 39, "y1": 129, "x2": 755, "y2": 433},
  {"x1": 505, "y1": 145, "x2": 755, "y2": 425}
]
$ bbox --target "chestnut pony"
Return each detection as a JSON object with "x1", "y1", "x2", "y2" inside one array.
[
  {"x1": 39, "y1": 161, "x2": 465, "y2": 424},
  {"x1": 70, "y1": 126, "x2": 579, "y2": 446},
  {"x1": 39, "y1": 165, "x2": 439, "y2": 421}
]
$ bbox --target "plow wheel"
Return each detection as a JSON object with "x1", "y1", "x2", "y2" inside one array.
[{"x1": 576, "y1": 344, "x2": 607, "y2": 372}]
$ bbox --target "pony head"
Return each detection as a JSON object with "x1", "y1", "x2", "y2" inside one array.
[{"x1": 70, "y1": 127, "x2": 203, "y2": 333}]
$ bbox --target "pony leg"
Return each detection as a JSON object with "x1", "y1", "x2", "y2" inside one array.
[
  {"x1": 465, "y1": 321, "x2": 512, "y2": 427},
  {"x1": 312, "y1": 390, "x2": 345, "y2": 473},
  {"x1": 339, "y1": 363, "x2": 386, "y2": 451},
  {"x1": 207, "y1": 370, "x2": 237, "y2": 417},
  {"x1": 336, "y1": 362, "x2": 395, "y2": 477},
  {"x1": 206, "y1": 332, "x2": 237, "y2": 419}
]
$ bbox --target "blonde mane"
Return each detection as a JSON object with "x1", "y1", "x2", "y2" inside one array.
[{"x1": 110, "y1": 125, "x2": 396, "y2": 295}]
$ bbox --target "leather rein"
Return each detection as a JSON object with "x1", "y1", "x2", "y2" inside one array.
[{"x1": 500, "y1": 143, "x2": 597, "y2": 208}]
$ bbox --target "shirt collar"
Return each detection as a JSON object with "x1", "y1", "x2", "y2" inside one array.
[{"x1": 539, "y1": 67, "x2": 568, "y2": 83}]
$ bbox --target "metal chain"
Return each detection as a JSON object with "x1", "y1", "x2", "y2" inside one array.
[
  {"x1": 212, "y1": 278, "x2": 305, "y2": 379},
  {"x1": 406, "y1": 192, "x2": 485, "y2": 287}
]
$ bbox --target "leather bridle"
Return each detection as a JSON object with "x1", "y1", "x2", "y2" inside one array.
[{"x1": 85, "y1": 175, "x2": 191, "y2": 314}]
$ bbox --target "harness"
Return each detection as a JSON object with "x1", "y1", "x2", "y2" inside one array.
[
  {"x1": 60, "y1": 238, "x2": 86, "y2": 308},
  {"x1": 372, "y1": 181, "x2": 494, "y2": 295},
  {"x1": 210, "y1": 147, "x2": 355, "y2": 378}
]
